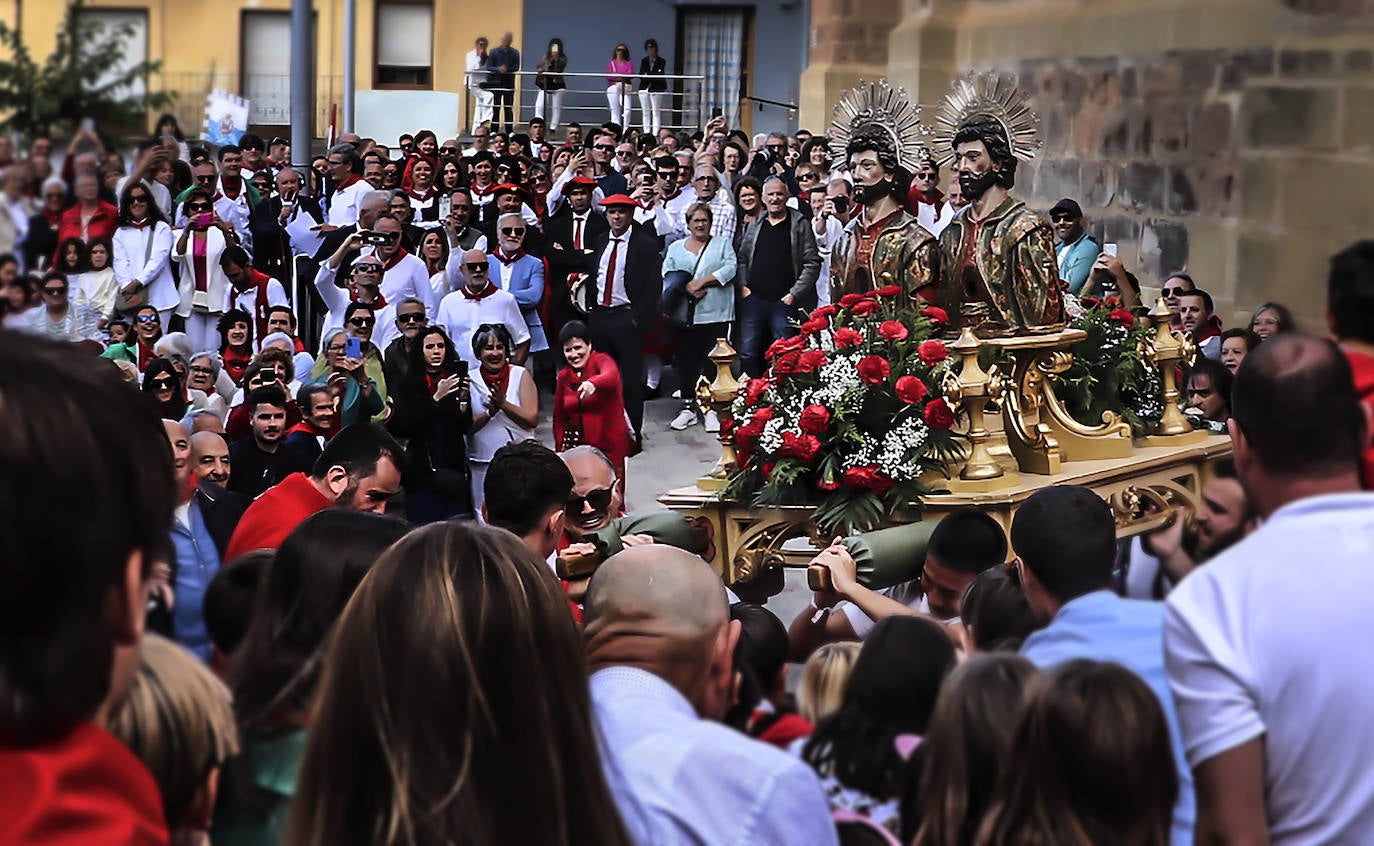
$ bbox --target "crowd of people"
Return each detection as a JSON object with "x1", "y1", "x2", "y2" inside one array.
[{"x1": 3, "y1": 91, "x2": 1374, "y2": 846}]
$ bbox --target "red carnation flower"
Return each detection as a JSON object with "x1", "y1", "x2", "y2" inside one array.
[
  {"x1": 816, "y1": 478, "x2": 841, "y2": 492},
  {"x1": 833, "y1": 327, "x2": 863, "y2": 349},
  {"x1": 799, "y1": 404, "x2": 831, "y2": 435},
  {"x1": 924, "y1": 398, "x2": 955, "y2": 430},
  {"x1": 734, "y1": 421, "x2": 761, "y2": 461},
  {"x1": 838, "y1": 293, "x2": 865, "y2": 308},
  {"x1": 1081, "y1": 296, "x2": 1101, "y2": 309},
  {"x1": 762, "y1": 462, "x2": 775, "y2": 480},
  {"x1": 796, "y1": 349, "x2": 828, "y2": 373},
  {"x1": 843, "y1": 465, "x2": 894, "y2": 495},
  {"x1": 774, "y1": 350, "x2": 802, "y2": 374},
  {"x1": 751, "y1": 406, "x2": 774, "y2": 426},
  {"x1": 745, "y1": 377, "x2": 769, "y2": 406},
  {"x1": 895, "y1": 375, "x2": 928, "y2": 404},
  {"x1": 856, "y1": 355, "x2": 890, "y2": 384},
  {"x1": 876, "y1": 284, "x2": 904, "y2": 298},
  {"x1": 878, "y1": 320, "x2": 909, "y2": 341},
  {"x1": 800, "y1": 317, "x2": 829, "y2": 335},
  {"x1": 780, "y1": 431, "x2": 822, "y2": 462},
  {"x1": 851, "y1": 300, "x2": 879, "y2": 317},
  {"x1": 921, "y1": 305, "x2": 949, "y2": 325},
  {"x1": 918, "y1": 340, "x2": 948, "y2": 366},
  {"x1": 811, "y1": 305, "x2": 838, "y2": 319},
  {"x1": 1110, "y1": 308, "x2": 1136, "y2": 328}
]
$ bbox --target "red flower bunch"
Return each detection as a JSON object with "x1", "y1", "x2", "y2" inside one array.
[
  {"x1": 779, "y1": 431, "x2": 822, "y2": 462},
  {"x1": 918, "y1": 340, "x2": 949, "y2": 366},
  {"x1": 764, "y1": 335, "x2": 804, "y2": 361},
  {"x1": 811, "y1": 305, "x2": 837, "y2": 319},
  {"x1": 851, "y1": 300, "x2": 879, "y2": 317},
  {"x1": 744, "y1": 377, "x2": 769, "y2": 406},
  {"x1": 875, "y1": 284, "x2": 904, "y2": 298},
  {"x1": 923, "y1": 398, "x2": 955, "y2": 430},
  {"x1": 878, "y1": 320, "x2": 909, "y2": 341},
  {"x1": 838, "y1": 293, "x2": 865, "y2": 308},
  {"x1": 750, "y1": 406, "x2": 774, "y2": 426},
  {"x1": 921, "y1": 305, "x2": 949, "y2": 325},
  {"x1": 774, "y1": 350, "x2": 803, "y2": 374},
  {"x1": 856, "y1": 355, "x2": 890, "y2": 384},
  {"x1": 833, "y1": 327, "x2": 863, "y2": 349},
  {"x1": 797, "y1": 349, "x2": 827, "y2": 373},
  {"x1": 799, "y1": 404, "x2": 831, "y2": 435},
  {"x1": 1080, "y1": 296, "x2": 1101, "y2": 309},
  {"x1": 843, "y1": 465, "x2": 894, "y2": 495},
  {"x1": 895, "y1": 375, "x2": 928, "y2": 404},
  {"x1": 1110, "y1": 308, "x2": 1135, "y2": 328},
  {"x1": 800, "y1": 316, "x2": 829, "y2": 335}
]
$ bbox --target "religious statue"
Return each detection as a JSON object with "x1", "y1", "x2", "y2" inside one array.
[
  {"x1": 826, "y1": 80, "x2": 941, "y2": 304},
  {"x1": 932, "y1": 73, "x2": 1065, "y2": 337}
]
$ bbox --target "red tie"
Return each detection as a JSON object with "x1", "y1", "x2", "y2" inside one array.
[
  {"x1": 574, "y1": 217, "x2": 584, "y2": 251},
  {"x1": 602, "y1": 238, "x2": 620, "y2": 307}
]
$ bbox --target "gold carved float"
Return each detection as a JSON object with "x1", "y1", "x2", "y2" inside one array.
[{"x1": 661, "y1": 299, "x2": 1231, "y2": 593}]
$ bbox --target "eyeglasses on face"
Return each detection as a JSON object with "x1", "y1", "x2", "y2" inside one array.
[
  {"x1": 186, "y1": 203, "x2": 211, "y2": 213},
  {"x1": 593, "y1": 144, "x2": 615, "y2": 151},
  {"x1": 354, "y1": 264, "x2": 383, "y2": 275},
  {"x1": 915, "y1": 171, "x2": 937, "y2": 180},
  {"x1": 326, "y1": 343, "x2": 347, "y2": 353},
  {"x1": 1163, "y1": 286, "x2": 1188, "y2": 297},
  {"x1": 128, "y1": 194, "x2": 150, "y2": 203},
  {"x1": 567, "y1": 487, "x2": 613, "y2": 513},
  {"x1": 397, "y1": 312, "x2": 426, "y2": 324},
  {"x1": 42, "y1": 285, "x2": 68, "y2": 295},
  {"x1": 1050, "y1": 213, "x2": 1074, "y2": 223},
  {"x1": 190, "y1": 365, "x2": 214, "y2": 375},
  {"x1": 136, "y1": 314, "x2": 159, "y2": 324},
  {"x1": 501, "y1": 227, "x2": 525, "y2": 236},
  {"x1": 348, "y1": 317, "x2": 375, "y2": 327},
  {"x1": 149, "y1": 378, "x2": 177, "y2": 390},
  {"x1": 466, "y1": 262, "x2": 488, "y2": 272}
]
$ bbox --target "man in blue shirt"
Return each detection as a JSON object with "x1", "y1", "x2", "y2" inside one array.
[
  {"x1": 1013, "y1": 485, "x2": 1194, "y2": 846},
  {"x1": 1051, "y1": 198, "x2": 1100, "y2": 295},
  {"x1": 584, "y1": 545, "x2": 839, "y2": 846}
]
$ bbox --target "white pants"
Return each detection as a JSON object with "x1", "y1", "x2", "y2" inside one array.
[
  {"x1": 606, "y1": 83, "x2": 632, "y2": 128},
  {"x1": 184, "y1": 311, "x2": 220, "y2": 354},
  {"x1": 535, "y1": 89, "x2": 565, "y2": 130},
  {"x1": 470, "y1": 461, "x2": 489, "y2": 517},
  {"x1": 638, "y1": 90, "x2": 666, "y2": 136},
  {"x1": 471, "y1": 88, "x2": 494, "y2": 131}
]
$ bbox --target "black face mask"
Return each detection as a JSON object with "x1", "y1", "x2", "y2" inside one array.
[{"x1": 958, "y1": 168, "x2": 999, "y2": 202}]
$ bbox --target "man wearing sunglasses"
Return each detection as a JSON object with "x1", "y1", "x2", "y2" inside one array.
[
  {"x1": 590, "y1": 131, "x2": 628, "y2": 197},
  {"x1": 436, "y1": 248, "x2": 530, "y2": 372},
  {"x1": 480, "y1": 184, "x2": 543, "y2": 256},
  {"x1": 314, "y1": 242, "x2": 402, "y2": 349},
  {"x1": 1049, "y1": 198, "x2": 1100, "y2": 296},
  {"x1": 905, "y1": 154, "x2": 955, "y2": 237},
  {"x1": 11, "y1": 270, "x2": 103, "y2": 343},
  {"x1": 369, "y1": 213, "x2": 438, "y2": 318},
  {"x1": 486, "y1": 213, "x2": 545, "y2": 365}
]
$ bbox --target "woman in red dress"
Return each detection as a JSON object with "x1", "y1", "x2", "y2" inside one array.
[{"x1": 553, "y1": 320, "x2": 630, "y2": 486}]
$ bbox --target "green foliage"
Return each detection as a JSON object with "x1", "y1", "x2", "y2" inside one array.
[
  {"x1": 0, "y1": 0, "x2": 173, "y2": 140},
  {"x1": 1055, "y1": 301, "x2": 1162, "y2": 435}
]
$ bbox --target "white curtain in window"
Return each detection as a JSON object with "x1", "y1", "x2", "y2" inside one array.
[
  {"x1": 377, "y1": 4, "x2": 433, "y2": 68},
  {"x1": 681, "y1": 10, "x2": 744, "y2": 131}
]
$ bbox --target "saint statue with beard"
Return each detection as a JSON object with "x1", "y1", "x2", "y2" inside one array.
[
  {"x1": 828, "y1": 126, "x2": 941, "y2": 304},
  {"x1": 936, "y1": 114, "x2": 1065, "y2": 336}
]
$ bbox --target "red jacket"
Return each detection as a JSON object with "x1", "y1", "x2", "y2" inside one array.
[
  {"x1": 0, "y1": 722, "x2": 169, "y2": 846},
  {"x1": 1347, "y1": 349, "x2": 1374, "y2": 489},
  {"x1": 54, "y1": 202, "x2": 119, "y2": 256},
  {"x1": 224, "y1": 471, "x2": 331, "y2": 561},
  {"x1": 553, "y1": 351, "x2": 631, "y2": 476}
]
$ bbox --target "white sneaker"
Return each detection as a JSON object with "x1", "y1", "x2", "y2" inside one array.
[
  {"x1": 670, "y1": 408, "x2": 698, "y2": 430},
  {"x1": 704, "y1": 410, "x2": 720, "y2": 433}
]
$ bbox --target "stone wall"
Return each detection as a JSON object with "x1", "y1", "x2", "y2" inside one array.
[{"x1": 800, "y1": 0, "x2": 1374, "y2": 331}]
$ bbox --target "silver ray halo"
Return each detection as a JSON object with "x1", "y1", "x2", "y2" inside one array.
[
  {"x1": 931, "y1": 71, "x2": 1043, "y2": 167},
  {"x1": 827, "y1": 79, "x2": 930, "y2": 173}
]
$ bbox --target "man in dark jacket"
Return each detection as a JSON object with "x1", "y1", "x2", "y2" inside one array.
[{"x1": 736, "y1": 176, "x2": 821, "y2": 376}]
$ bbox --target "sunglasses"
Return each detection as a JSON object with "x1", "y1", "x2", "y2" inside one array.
[
  {"x1": 1163, "y1": 286, "x2": 1189, "y2": 297},
  {"x1": 593, "y1": 144, "x2": 615, "y2": 151},
  {"x1": 186, "y1": 204, "x2": 211, "y2": 213},
  {"x1": 466, "y1": 262, "x2": 488, "y2": 272},
  {"x1": 657, "y1": 171, "x2": 678, "y2": 179},
  {"x1": 149, "y1": 378, "x2": 177, "y2": 390},
  {"x1": 766, "y1": 144, "x2": 785, "y2": 152},
  {"x1": 42, "y1": 285, "x2": 68, "y2": 295},
  {"x1": 398, "y1": 312, "x2": 426, "y2": 324},
  {"x1": 1050, "y1": 214, "x2": 1074, "y2": 223},
  {"x1": 194, "y1": 175, "x2": 216, "y2": 183},
  {"x1": 349, "y1": 317, "x2": 375, "y2": 327},
  {"x1": 616, "y1": 150, "x2": 635, "y2": 157},
  {"x1": 501, "y1": 227, "x2": 525, "y2": 236},
  {"x1": 136, "y1": 314, "x2": 160, "y2": 324},
  {"x1": 797, "y1": 173, "x2": 817, "y2": 181},
  {"x1": 567, "y1": 487, "x2": 613, "y2": 513},
  {"x1": 915, "y1": 172, "x2": 937, "y2": 180},
  {"x1": 355, "y1": 264, "x2": 383, "y2": 274},
  {"x1": 128, "y1": 195, "x2": 150, "y2": 203}
]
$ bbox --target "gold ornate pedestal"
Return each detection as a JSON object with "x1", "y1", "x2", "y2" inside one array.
[{"x1": 661, "y1": 435, "x2": 1233, "y2": 586}]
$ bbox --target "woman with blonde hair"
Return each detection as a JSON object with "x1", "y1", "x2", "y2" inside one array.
[
  {"x1": 796, "y1": 641, "x2": 861, "y2": 726},
  {"x1": 107, "y1": 634, "x2": 240, "y2": 846},
  {"x1": 286, "y1": 522, "x2": 637, "y2": 846}
]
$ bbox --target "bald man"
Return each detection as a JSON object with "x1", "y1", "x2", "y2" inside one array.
[
  {"x1": 435, "y1": 248, "x2": 530, "y2": 370},
  {"x1": 190, "y1": 430, "x2": 232, "y2": 487},
  {"x1": 584, "y1": 546, "x2": 839, "y2": 846}
]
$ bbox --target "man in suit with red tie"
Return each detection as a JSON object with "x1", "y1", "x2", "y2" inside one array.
[
  {"x1": 545, "y1": 177, "x2": 608, "y2": 353},
  {"x1": 587, "y1": 194, "x2": 660, "y2": 451}
]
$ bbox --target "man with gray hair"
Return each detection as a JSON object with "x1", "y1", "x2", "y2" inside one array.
[
  {"x1": 324, "y1": 143, "x2": 368, "y2": 228},
  {"x1": 685, "y1": 163, "x2": 736, "y2": 240},
  {"x1": 736, "y1": 175, "x2": 820, "y2": 376},
  {"x1": 249, "y1": 165, "x2": 324, "y2": 284},
  {"x1": 584, "y1": 545, "x2": 839, "y2": 846},
  {"x1": 487, "y1": 211, "x2": 546, "y2": 361}
]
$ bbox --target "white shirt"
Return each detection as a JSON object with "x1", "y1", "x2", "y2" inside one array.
[
  {"x1": 467, "y1": 363, "x2": 534, "y2": 462},
  {"x1": 312, "y1": 263, "x2": 401, "y2": 349},
  {"x1": 812, "y1": 214, "x2": 845, "y2": 308},
  {"x1": 327, "y1": 178, "x2": 370, "y2": 228},
  {"x1": 227, "y1": 277, "x2": 289, "y2": 321},
  {"x1": 1165, "y1": 493, "x2": 1374, "y2": 845},
  {"x1": 212, "y1": 177, "x2": 254, "y2": 249},
  {"x1": 596, "y1": 234, "x2": 630, "y2": 308},
  {"x1": 112, "y1": 222, "x2": 177, "y2": 313},
  {"x1": 592, "y1": 666, "x2": 839, "y2": 846},
  {"x1": 435, "y1": 286, "x2": 529, "y2": 371},
  {"x1": 115, "y1": 176, "x2": 172, "y2": 219},
  {"x1": 838, "y1": 581, "x2": 948, "y2": 639},
  {"x1": 915, "y1": 199, "x2": 956, "y2": 236},
  {"x1": 379, "y1": 251, "x2": 438, "y2": 317}
]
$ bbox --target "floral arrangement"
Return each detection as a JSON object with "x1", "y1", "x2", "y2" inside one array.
[
  {"x1": 724, "y1": 286, "x2": 964, "y2": 535},
  {"x1": 1054, "y1": 297, "x2": 1162, "y2": 435}
]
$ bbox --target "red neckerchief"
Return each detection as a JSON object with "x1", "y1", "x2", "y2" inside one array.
[
  {"x1": 350, "y1": 288, "x2": 388, "y2": 308},
  {"x1": 480, "y1": 361, "x2": 512, "y2": 399},
  {"x1": 126, "y1": 219, "x2": 150, "y2": 229},
  {"x1": 493, "y1": 249, "x2": 526, "y2": 266},
  {"x1": 221, "y1": 178, "x2": 242, "y2": 201},
  {"x1": 424, "y1": 371, "x2": 442, "y2": 394},
  {"x1": 461, "y1": 282, "x2": 499, "y2": 300},
  {"x1": 407, "y1": 185, "x2": 438, "y2": 202},
  {"x1": 334, "y1": 173, "x2": 362, "y2": 192},
  {"x1": 381, "y1": 247, "x2": 409, "y2": 272},
  {"x1": 471, "y1": 182, "x2": 496, "y2": 197},
  {"x1": 43, "y1": 208, "x2": 62, "y2": 226},
  {"x1": 136, "y1": 337, "x2": 157, "y2": 372},
  {"x1": 286, "y1": 420, "x2": 322, "y2": 437}
]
